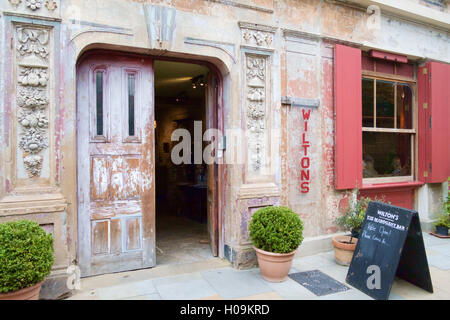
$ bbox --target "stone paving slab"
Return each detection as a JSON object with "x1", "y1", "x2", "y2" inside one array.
[
  {"x1": 423, "y1": 233, "x2": 448, "y2": 247},
  {"x1": 201, "y1": 268, "x2": 272, "y2": 299},
  {"x1": 153, "y1": 274, "x2": 217, "y2": 300},
  {"x1": 250, "y1": 269, "x2": 317, "y2": 300},
  {"x1": 427, "y1": 255, "x2": 450, "y2": 270},
  {"x1": 122, "y1": 293, "x2": 162, "y2": 300},
  {"x1": 428, "y1": 243, "x2": 450, "y2": 257},
  {"x1": 95, "y1": 279, "x2": 157, "y2": 300},
  {"x1": 66, "y1": 233, "x2": 450, "y2": 300}
]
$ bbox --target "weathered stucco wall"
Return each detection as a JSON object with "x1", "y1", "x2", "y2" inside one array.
[{"x1": 0, "y1": 0, "x2": 449, "y2": 298}]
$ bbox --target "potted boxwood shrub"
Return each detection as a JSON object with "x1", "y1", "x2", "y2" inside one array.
[
  {"x1": 333, "y1": 193, "x2": 388, "y2": 266},
  {"x1": 434, "y1": 214, "x2": 450, "y2": 236},
  {"x1": 249, "y1": 206, "x2": 304, "y2": 282},
  {"x1": 0, "y1": 220, "x2": 54, "y2": 300},
  {"x1": 433, "y1": 187, "x2": 450, "y2": 236}
]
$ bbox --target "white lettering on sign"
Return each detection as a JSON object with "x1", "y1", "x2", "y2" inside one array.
[
  {"x1": 300, "y1": 108, "x2": 311, "y2": 194},
  {"x1": 377, "y1": 210, "x2": 399, "y2": 221}
]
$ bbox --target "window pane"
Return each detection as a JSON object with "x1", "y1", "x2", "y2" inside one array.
[
  {"x1": 376, "y1": 80, "x2": 395, "y2": 128},
  {"x1": 362, "y1": 78, "x2": 374, "y2": 127},
  {"x1": 96, "y1": 72, "x2": 104, "y2": 136},
  {"x1": 363, "y1": 132, "x2": 412, "y2": 178},
  {"x1": 397, "y1": 83, "x2": 413, "y2": 129},
  {"x1": 128, "y1": 74, "x2": 135, "y2": 136}
]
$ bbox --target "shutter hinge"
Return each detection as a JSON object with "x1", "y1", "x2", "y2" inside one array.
[
  {"x1": 423, "y1": 102, "x2": 428, "y2": 109},
  {"x1": 423, "y1": 171, "x2": 428, "y2": 178},
  {"x1": 422, "y1": 68, "x2": 427, "y2": 75},
  {"x1": 429, "y1": 163, "x2": 432, "y2": 173},
  {"x1": 429, "y1": 116, "x2": 432, "y2": 129}
]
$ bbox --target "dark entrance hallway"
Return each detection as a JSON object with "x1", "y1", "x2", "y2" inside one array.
[{"x1": 154, "y1": 60, "x2": 213, "y2": 265}]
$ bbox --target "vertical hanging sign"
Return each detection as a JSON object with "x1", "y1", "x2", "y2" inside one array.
[{"x1": 300, "y1": 108, "x2": 311, "y2": 193}]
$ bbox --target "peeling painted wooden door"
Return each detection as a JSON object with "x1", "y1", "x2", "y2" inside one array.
[
  {"x1": 77, "y1": 53, "x2": 155, "y2": 277},
  {"x1": 206, "y1": 73, "x2": 219, "y2": 256}
]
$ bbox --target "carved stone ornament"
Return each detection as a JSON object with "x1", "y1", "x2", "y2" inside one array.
[
  {"x1": 9, "y1": 0, "x2": 22, "y2": 7},
  {"x1": 245, "y1": 56, "x2": 268, "y2": 172},
  {"x1": 17, "y1": 28, "x2": 50, "y2": 59},
  {"x1": 18, "y1": 67, "x2": 48, "y2": 87},
  {"x1": 246, "y1": 57, "x2": 265, "y2": 81},
  {"x1": 17, "y1": 87, "x2": 49, "y2": 109},
  {"x1": 45, "y1": 0, "x2": 57, "y2": 11},
  {"x1": 15, "y1": 26, "x2": 51, "y2": 178},
  {"x1": 23, "y1": 155, "x2": 43, "y2": 177},
  {"x1": 239, "y1": 22, "x2": 276, "y2": 48},
  {"x1": 25, "y1": 0, "x2": 43, "y2": 11},
  {"x1": 18, "y1": 109, "x2": 48, "y2": 129},
  {"x1": 19, "y1": 127, "x2": 48, "y2": 154}
]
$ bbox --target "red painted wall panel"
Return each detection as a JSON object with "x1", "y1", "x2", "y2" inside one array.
[
  {"x1": 429, "y1": 62, "x2": 450, "y2": 182},
  {"x1": 360, "y1": 188, "x2": 414, "y2": 210},
  {"x1": 334, "y1": 44, "x2": 362, "y2": 189},
  {"x1": 396, "y1": 63, "x2": 414, "y2": 78}
]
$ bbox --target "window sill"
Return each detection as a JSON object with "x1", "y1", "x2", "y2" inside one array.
[{"x1": 361, "y1": 181, "x2": 424, "y2": 191}]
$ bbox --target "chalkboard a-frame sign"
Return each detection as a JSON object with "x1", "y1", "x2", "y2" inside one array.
[{"x1": 346, "y1": 201, "x2": 433, "y2": 300}]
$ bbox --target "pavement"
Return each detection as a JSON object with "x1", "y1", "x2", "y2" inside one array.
[{"x1": 66, "y1": 232, "x2": 450, "y2": 300}]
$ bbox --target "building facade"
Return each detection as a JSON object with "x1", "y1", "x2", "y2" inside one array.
[{"x1": 0, "y1": 0, "x2": 449, "y2": 299}]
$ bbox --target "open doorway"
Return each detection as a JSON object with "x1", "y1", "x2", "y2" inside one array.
[{"x1": 154, "y1": 60, "x2": 215, "y2": 265}]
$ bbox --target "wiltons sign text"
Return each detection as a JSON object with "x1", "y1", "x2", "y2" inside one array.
[{"x1": 300, "y1": 108, "x2": 311, "y2": 193}]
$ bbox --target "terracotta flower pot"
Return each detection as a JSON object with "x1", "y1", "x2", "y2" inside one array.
[
  {"x1": 332, "y1": 235, "x2": 357, "y2": 266},
  {"x1": 0, "y1": 281, "x2": 43, "y2": 300},
  {"x1": 435, "y1": 226, "x2": 449, "y2": 236},
  {"x1": 253, "y1": 246, "x2": 296, "y2": 282}
]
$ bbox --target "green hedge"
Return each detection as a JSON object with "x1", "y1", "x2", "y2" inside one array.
[
  {"x1": 249, "y1": 206, "x2": 304, "y2": 254},
  {"x1": 0, "y1": 220, "x2": 54, "y2": 293}
]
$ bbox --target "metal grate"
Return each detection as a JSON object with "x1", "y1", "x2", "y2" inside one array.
[{"x1": 289, "y1": 270, "x2": 350, "y2": 296}]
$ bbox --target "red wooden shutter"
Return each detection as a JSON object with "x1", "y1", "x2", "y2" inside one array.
[
  {"x1": 334, "y1": 44, "x2": 362, "y2": 189},
  {"x1": 417, "y1": 64, "x2": 429, "y2": 183},
  {"x1": 418, "y1": 61, "x2": 450, "y2": 183},
  {"x1": 429, "y1": 62, "x2": 450, "y2": 182}
]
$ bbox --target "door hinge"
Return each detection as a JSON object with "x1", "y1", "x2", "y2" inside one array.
[
  {"x1": 423, "y1": 171, "x2": 428, "y2": 178},
  {"x1": 422, "y1": 68, "x2": 427, "y2": 75},
  {"x1": 429, "y1": 163, "x2": 432, "y2": 173},
  {"x1": 423, "y1": 102, "x2": 428, "y2": 109},
  {"x1": 429, "y1": 116, "x2": 432, "y2": 129}
]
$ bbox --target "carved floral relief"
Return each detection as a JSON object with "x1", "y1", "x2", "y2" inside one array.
[
  {"x1": 45, "y1": 0, "x2": 57, "y2": 11},
  {"x1": 25, "y1": 0, "x2": 43, "y2": 11},
  {"x1": 246, "y1": 56, "x2": 267, "y2": 172},
  {"x1": 17, "y1": 28, "x2": 49, "y2": 59},
  {"x1": 18, "y1": 67, "x2": 49, "y2": 87},
  {"x1": 8, "y1": 0, "x2": 22, "y2": 8},
  {"x1": 15, "y1": 26, "x2": 51, "y2": 178},
  {"x1": 241, "y1": 28, "x2": 274, "y2": 48}
]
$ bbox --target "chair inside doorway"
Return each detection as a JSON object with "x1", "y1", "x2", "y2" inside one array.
[{"x1": 154, "y1": 60, "x2": 212, "y2": 265}]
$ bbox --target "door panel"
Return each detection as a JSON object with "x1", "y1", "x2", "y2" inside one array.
[
  {"x1": 206, "y1": 73, "x2": 219, "y2": 256},
  {"x1": 77, "y1": 53, "x2": 155, "y2": 277}
]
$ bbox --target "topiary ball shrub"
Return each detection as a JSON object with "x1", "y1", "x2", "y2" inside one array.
[
  {"x1": 249, "y1": 206, "x2": 304, "y2": 254},
  {"x1": 0, "y1": 220, "x2": 54, "y2": 293}
]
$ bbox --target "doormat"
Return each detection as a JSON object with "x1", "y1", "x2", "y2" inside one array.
[{"x1": 289, "y1": 270, "x2": 350, "y2": 296}]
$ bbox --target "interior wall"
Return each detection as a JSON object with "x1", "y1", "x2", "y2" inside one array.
[{"x1": 155, "y1": 100, "x2": 206, "y2": 214}]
